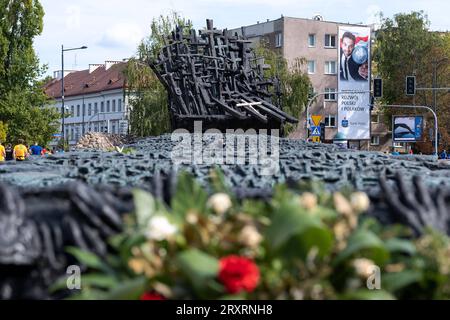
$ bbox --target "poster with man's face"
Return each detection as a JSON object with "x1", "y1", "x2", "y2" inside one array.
[{"x1": 337, "y1": 26, "x2": 371, "y2": 140}]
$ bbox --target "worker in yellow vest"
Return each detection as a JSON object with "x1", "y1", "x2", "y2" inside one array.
[
  {"x1": 0, "y1": 141, "x2": 5, "y2": 162},
  {"x1": 13, "y1": 139, "x2": 29, "y2": 161}
]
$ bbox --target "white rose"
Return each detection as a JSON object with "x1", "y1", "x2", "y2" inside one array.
[
  {"x1": 239, "y1": 225, "x2": 263, "y2": 248},
  {"x1": 352, "y1": 258, "x2": 376, "y2": 278},
  {"x1": 350, "y1": 192, "x2": 370, "y2": 213},
  {"x1": 333, "y1": 192, "x2": 353, "y2": 216},
  {"x1": 207, "y1": 193, "x2": 232, "y2": 215},
  {"x1": 145, "y1": 216, "x2": 177, "y2": 241},
  {"x1": 299, "y1": 192, "x2": 318, "y2": 211}
]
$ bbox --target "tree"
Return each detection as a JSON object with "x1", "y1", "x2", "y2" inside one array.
[
  {"x1": 0, "y1": 0, "x2": 59, "y2": 145},
  {"x1": 373, "y1": 11, "x2": 450, "y2": 152},
  {"x1": 125, "y1": 12, "x2": 191, "y2": 137},
  {"x1": 0, "y1": 121, "x2": 7, "y2": 143},
  {"x1": 256, "y1": 40, "x2": 311, "y2": 134}
]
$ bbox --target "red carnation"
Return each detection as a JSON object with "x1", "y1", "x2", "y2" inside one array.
[
  {"x1": 140, "y1": 291, "x2": 165, "y2": 300},
  {"x1": 218, "y1": 255, "x2": 260, "y2": 294}
]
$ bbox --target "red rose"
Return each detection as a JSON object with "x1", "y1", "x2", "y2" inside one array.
[
  {"x1": 218, "y1": 255, "x2": 260, "y2": 294},
  {"x1": 140, "y1": 292, "x2": 165, "y2": 300}
]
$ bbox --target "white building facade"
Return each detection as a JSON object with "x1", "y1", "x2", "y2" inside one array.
[{"x1": 45, "y1": 61, "x2": 130, "y2": 146}]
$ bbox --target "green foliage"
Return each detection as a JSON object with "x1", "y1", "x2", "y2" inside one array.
[
  {"x1": 255, "y1": 41, "x2": 311, "y2": 134},
  {"x1": 125, "y1": 12, "x2": 191, "y2": 137},
  {"x1": 64, "y1": 170, "x2": 450, "y2": 300},
  {"x1": 0, "y1": 0, "x2": 59, "y2": 145},
  {"x1": 0, "y1": 121, "x2": 7, "y2": 143}
]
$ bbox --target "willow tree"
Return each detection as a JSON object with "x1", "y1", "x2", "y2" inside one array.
[{"x1": 125, "y1": 12, "x2": 191, "y2": 137}]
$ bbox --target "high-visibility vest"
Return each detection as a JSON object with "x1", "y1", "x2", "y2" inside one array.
[
  {"x1": 0, "y1": 145, "x2": 5, "y2": 161},
  {"x1": 14, "y1": 144, "x2": 27, "y2": 160}
]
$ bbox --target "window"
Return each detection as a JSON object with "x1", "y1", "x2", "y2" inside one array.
[
  {"x1": 101, "y1": 101, "x2": 104, "y2": 113},
  {"x1": 118, "y1": 99, "x2": 122, "y2": 112},
  {"x1": 71, "y1": 105, "x2": 74, "y2": 116},
  {"x1": 112, "y1": 100, "x2": 116, "y2": 112},
  {"x1": 275, "y1": 33, "x2": 282, "y2": 48},
  {"x1": 325, "y1": 34, "x2": 336, "y2": 48},
  {"x1": 82, "y1": 104, "x2": 86, "y2": 116},
  {"x1": 371, "y1": 135, "x2": 380, "y2": 146},
  {"x1": 70, "y1": 128, "x2": 74, "y2": 140},
  {"x1": 77, "y1": 105, "x2": 80, "y2": 117},
  {"x1": 371, "y1": 114, "x2": 380, "y2": 123},
  {"x1": 324, "y1": 88, "x2": 337, "y2": 101},
  {"x1": 393, "y1": 142, "x2": 404, "y2": 148},
  {"x1": 324, "y1": 115, "x2": 336, "y2": 127},
  {"x1": 88, "y1": 103, "x2": 92, "y2": 116},
  {"x1": 107, "y1": 101, "x2": 110, "y2": 112},
  {"x1": 307, "y1": 60, "x2": 316, "y2": 74},
  {"x1": 112, "y1": 123, "x2": 116, "y2": 134},
  {"x1": 324, "y1": 61, "x2": 337, "y2": 74},
  {"x1": 94, "y1": 102, "x2": 98, "y2": 115},
  {"x1": 308, "y1": 34, "x2": 316, "y2": 47}
]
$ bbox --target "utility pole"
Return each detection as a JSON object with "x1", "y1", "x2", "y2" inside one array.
[{"x1": 431, "y1": 57, "x2": 449, "y2": 113}]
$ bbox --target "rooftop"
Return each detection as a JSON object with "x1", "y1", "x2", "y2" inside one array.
[{"x1": 44, "y1": 61, "x2": 127, "y2": 99}]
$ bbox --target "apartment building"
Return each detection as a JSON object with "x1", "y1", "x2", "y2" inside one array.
[
  {"x1": 230, "y1": 15, "x2": 390, "y2": 150},
  {"x1": 44, "y1": 61, "x2": 129, "y2": 146}
]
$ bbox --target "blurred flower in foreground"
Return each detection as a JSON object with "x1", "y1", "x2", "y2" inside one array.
[
  {"x1": 218, "y1": 255, "x2": 260, "y2": 294},
  {"x1": 207, "y1": 193, "x2": 232, "y2": 215},
  {"x1": 140, "y1": 291, "x2": 166, "y2": 300},
  {"x1": 352, "y1": 258, "x2": 376, "y2": 279},
  {"x1": 145, "y1": 216, "x2": 177, "y2": 241},
  {"x1": 350, "y1": 192, "x2": 370, "y2": 213},
  {"x1": 299, "y1": 192, "x2": 318, "y2": 211},
  {"x1": 239, "y1": 225, "x2": 263, "y2": 248}
]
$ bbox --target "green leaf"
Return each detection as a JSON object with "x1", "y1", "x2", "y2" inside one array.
[
  {"x1": 176, "y1": 249, "x2": 219, "y2": 291},
  {"x1": 66, "y1": 247, "x2": 104, "y2": 270},
  {"x1": 341, "y1": 289, "x2": 396, "y2": 300},
  {"x1": 382, "y1": 270, "x2": 422, "y2": 292},
  {"x1": 49, "y1": 276, "x2": 71, "y2": 293},
  {"x1": 81, "y1": 274, "x2": 119, "y2": 289},
  {"x1": 171, "y1": 172, "x2": 209, "y2": 219},
  {"x1": 265, "y1": 201, "x2": 333, "y2": 258},
  {"x1": 310, "y1": 206, "x2": 338, "y2": 220},
  {"x1": 335, "y1": 229, "x2": 390, "y2": 266},
  {"x1": 103, "y1": 277, "x2": 148, "y2": 300},
  {"x1": 209, "y1": 167, "x2": 231, "y2": 194},
  {"x1": 66, "y1": 288, "x2": 109, "y2": 300},
  {"x1": 384, "y1": 238, "x2": 417, "y2": 255},
  {"x1": 132, "y1": 189, "x2": 157, "y2": 228}
]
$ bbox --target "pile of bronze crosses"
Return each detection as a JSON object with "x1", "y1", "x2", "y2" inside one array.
[{"x1": 149, "y1": 19, "x2": 298, "y2": 132}]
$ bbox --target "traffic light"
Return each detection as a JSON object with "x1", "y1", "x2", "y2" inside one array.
[
  {"x1": 406, "y1": 76, "x2": 416, "y2": 96},
  {"x1": 320, "y1": 122, "x2": 325, "y2": 142},
  {"x1": 373, "y1": 78, "x2": 383, "y2": 98}
]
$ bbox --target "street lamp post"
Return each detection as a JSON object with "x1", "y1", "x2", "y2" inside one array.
[
  {"x1": 61, "y1": 45, "x2": 87, "y2": 147},
  {"x1": 432, "y1": 57, "x2": 449, "y2": 113}
]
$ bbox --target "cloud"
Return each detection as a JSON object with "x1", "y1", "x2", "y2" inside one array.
[{"x1": 97, "y1": 23, "x2": 144, "y2": 49}]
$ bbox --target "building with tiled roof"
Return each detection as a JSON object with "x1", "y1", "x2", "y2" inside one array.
[{"x1": 45, "y1": 61, "x2": 130, "y2": 146}]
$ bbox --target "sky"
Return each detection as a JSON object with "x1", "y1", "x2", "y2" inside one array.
[{"x1": 35, "y1": 0, "x2": 450, "y2": 77}]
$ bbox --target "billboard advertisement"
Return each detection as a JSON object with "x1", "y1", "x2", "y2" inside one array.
[
  {"x1": 337, "y1": 26, "x2": 371, "y2": 140},
  {"x1": 393, "y1": 116, "x2": 423, "y2": 142}
]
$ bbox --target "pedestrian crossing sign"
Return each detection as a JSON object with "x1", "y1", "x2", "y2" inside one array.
[{"x1": 311, "y1": 126, "x2": 321, "y2": 136}]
